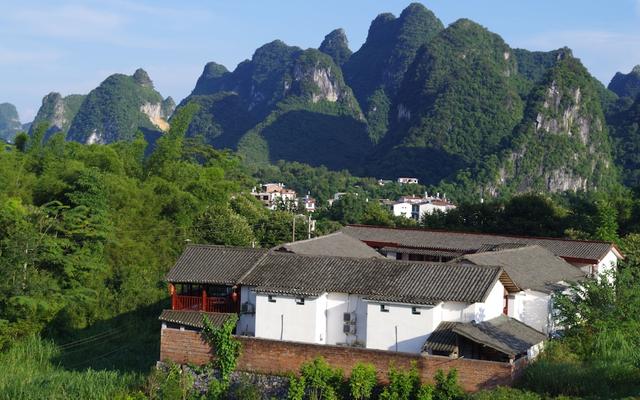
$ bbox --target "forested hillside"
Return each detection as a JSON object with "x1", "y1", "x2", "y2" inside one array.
[{"x1": 0, "y1": 105, "x2": 312, "y2": 350}]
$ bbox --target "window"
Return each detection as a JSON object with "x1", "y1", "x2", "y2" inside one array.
[
  {"x1": 380, "y1": 304, "x2": 389, "y2": 312},
  {"x1": 412, "y1": 307, "x2": 421, "y2": 315},
  {"x1": 268, "y1": 295, "x2": 276, "y2": 303},
  {"x1": 296, "y1": 297, "x2": 305, "y2": 305}
]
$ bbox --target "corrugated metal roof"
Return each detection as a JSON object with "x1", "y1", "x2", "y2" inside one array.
[
  {"x1": 159, "y1": 310, "x2": 235, "y2": 329},
  {"x1": 166, "y1": 245, "x2": 269, "y2": 284},
  {"x1": 457, "y1": 246, "x2": 585, "y2": 293},
  {"x1": 342, "y1": 225, "x2": 616, "y2": 263}
]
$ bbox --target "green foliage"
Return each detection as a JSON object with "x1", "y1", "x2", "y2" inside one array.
[
  {"x1": 319, "y1": 29, "x2": 352, "y2": 66},
  {"x1": 228, "y1": 376, "x2": 262, "y2": 400},
  {"x1": 30, "y1": 93, "x2": 85, "y2": 136},
  {"x1": 379, "y1": 363, "x2": 420, "y2": 400},
  {"x1": 469, "y1": 387, "x2": 541, "y2": 400},
  {"x1": 202, "y1": 314, "x2": 241, "y2": 385},
  {"x1": 67, "y1": 70, "x2": 168, "y2": 143},
  {"x1": 607, "y1": 65, "x2": 640, "y2": 99},
  {"x1": 288, "y1": 375, "x2": 307, "y2": 400},
  {"x1": 0, "y1": 336, "x2": 140, "y2": 399},
  {"x1": 432, "y1": 370, "x2": 463, "y2": 400},
  {"x1": 0, "y1": 102, "x2": 22, "y2": 142},
  {"x1": 298, "y1": 357, "x2": 345, "y2": 400},
  {"x1": 520, "y1": 242, "x2": 640, "y2": 398},
  {"x1": 159, "y1": 363, "x2": 196, "y2": 400},
  {"x1": 607, "y1": 94, "x2": 640, "y2": 187},
  {"x1": 349, "y1": 363, "x2": 377, "y2": 400}
]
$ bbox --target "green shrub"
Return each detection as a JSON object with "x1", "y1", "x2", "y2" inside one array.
[
  {"x1": 379, "y1": 363, "x2": 420, "y2": 400},
  {"x1": 432, "y1": 369, "x2": 463, "y2": 400},
  {"x1": 299, "y1": 357, "x2": 345, "y2": 400},
  {"x1": 287, "y1": 376, "x2": 306, "y2": 400},
  {"x1": 349, "y1": 362, "x2": 377, "y2": 400}
]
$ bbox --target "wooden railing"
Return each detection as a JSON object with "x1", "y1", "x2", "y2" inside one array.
[{"x1": 172, "y1": 294, "x2": 232, "y2": 313}]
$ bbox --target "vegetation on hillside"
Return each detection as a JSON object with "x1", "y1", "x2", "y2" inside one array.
[
  {"x1": 0, "y1": 103, "x2": 21, "y2": 142},
  {"x1": 67, "y1": 69, "x2": 170, "y2": 144}
]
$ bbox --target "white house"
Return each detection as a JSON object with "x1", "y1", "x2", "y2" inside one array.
[
  {"x1": 397, "y1": 177, "x2": 419, "y2": 184},
  {"x1": 454, "y1": 245, "x2": 586, "y2": 334},
  {"x1": 163, "y1": 245, "x2": 546, "y2": 362}
]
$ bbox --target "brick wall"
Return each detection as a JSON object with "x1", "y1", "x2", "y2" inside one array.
[{"x1": 160, "y1": 327, "x2": 521, "y2": 392}]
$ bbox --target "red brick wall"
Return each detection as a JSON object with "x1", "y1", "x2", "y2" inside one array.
[{"x1": 160, "y1": 327, "x2": 520, "y2": 392}]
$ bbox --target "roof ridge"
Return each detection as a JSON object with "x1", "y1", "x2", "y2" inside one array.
[
  {"x1": 265, "y1": 250, "x2": 503, "y2": 271},
  {"x1": 186, "y1": 244, "x2": 268, "y2": 251},
  {"x1": 344, "y1": 224, "x2": 614, "y2": 245}
]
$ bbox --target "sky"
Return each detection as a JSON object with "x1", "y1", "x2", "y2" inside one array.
[{"x1": 1, "y1": 0, "x2": 639, "y2": 122}]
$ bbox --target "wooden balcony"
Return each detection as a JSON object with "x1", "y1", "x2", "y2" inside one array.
[{"x1": 171, "y1": 293, "x2": 235, "y2": 313}]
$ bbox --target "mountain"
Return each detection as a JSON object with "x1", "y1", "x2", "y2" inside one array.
[
  {"x1": 30, "y1": 92, "x2": 85, "y2": 136},
  {"x1": 369, "y1": 18, "x2": 524, "y2": 184},
  {"x1": 494, "y1": 51, "x2": 618, "y2": 195},
  {"x1": 319, "y1": 28, "x2": 352, "y2": 66},
  {"x1": 608, "y1": 65, "x2": 640, "y2": 99},
  {"x1": 0, "y1": 103, "x2": 22, "y2": 142},
  {"x1": 343, "y1": 3, "x2": 444, "y2": 142},
  {"x1": 66, "y1": 69, "x2": 173, "y2": 144},
  {"x1": 27, "y1": 3, "x2": 625, "y2": 198},
  {"x1": 608, "y1": 92, "x2": 640, "y2": 187},
  {"x1": 180, "y1": 41, "x2": 369, "y2": 170}
]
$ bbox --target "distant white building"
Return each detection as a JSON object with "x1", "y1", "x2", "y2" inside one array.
[
  {"x1": 386, "y1": 193, "x2": 456, "y2": 221},
  {"x1": 397, "y1": 177, "x2": 419, "y2": 185},
  {"x1": 299, "y1": 194, "x2": 316, "y2": 213},
  {"x1": 251, "y1": 183, "x2": 297, "y2": 210}
]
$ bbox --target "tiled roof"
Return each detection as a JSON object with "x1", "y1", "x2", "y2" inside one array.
[
  {"x1": 241, "y1": 252, "x2": 504, "y2": 304},
  {"x1": 274, "y1": 232, "x2": 384, "y2": 259},
  {"x1": 456, "y1": 246, "x2": 586, "y2": 293},
  {"x1": 382, "y1": 247, "x2": 465, "y2": 258},
  {"x1": 166, "y1": 245, "x2": 269, "y2": 284},
  {"x1": 423, "y1": 316, "x2": 546, "y2": 357},
  {"x1": 159, "y1": 310, "x2": 235, "y2": 329},
  {"x1": 453, "y1": 315, "x2": 546, "y2": 357},
  {"x1": 342, "y1": 225, "x2": 618, "y2": 263},
  {"x1": 423, "y1": 321, "x2": 459, "y2": 353}
]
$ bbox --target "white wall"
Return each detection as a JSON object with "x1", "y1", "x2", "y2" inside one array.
[
  {"x1": 508, "y1": 290, "x2": 550, "y2": 334},
  {"x1": 254, "y1": 292, "x2": 325, "y2": 344},
  {"x1": 365, "y1": 302, "x2": 438, "y2": 354},
  {"x1": 392, "y1": 203, "x2": 412, "y2": 218},
  {"x1": 238, "y1": 286, "x2": 257, "y2": 336},
  {"x1": 324, "y1": 293, "x2": 367, "y2": 346},
  {"x1": 474, "y1": 280, "x2": 505, "y2": 322}
]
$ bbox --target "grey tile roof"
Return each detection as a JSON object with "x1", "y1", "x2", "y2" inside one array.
[
  {"x1": 453, "y1": 315, "x2": 547, "y2": 357},
  {"x1": 274, "y1": 232, "x2": 384, "y2": 259},
  {"x1": 241, "y1": 252, "x2": 504, "y2": 304},
  {"x1": 422, "y1": 321, "x2": 459, "y2": 353},
  {"x1": 423, "y1": 316, "x2": 546, "y2": 357},
  {"x1": 159, "y1": 310, "x2": 235, "y2": 329},
  {"x1": 166, "y1": 245, "x2": 269, "y2": 284},
  {"x1": 381, "y1": 247, "x2": 465, "y2": 258},
  {"x1": 456, "y1": 246, "x2": 585, "y2": 293},
  {"x1": 342, "y1": 225, "x2": 617, "y2": 263}
]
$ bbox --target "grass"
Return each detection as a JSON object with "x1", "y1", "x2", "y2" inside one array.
[
  {"x1": 0, "y1": 336, "x2": 138, "y2": 400},
  {"x1": 0, "y1": 301, "x2": 166, "y2": 399}
]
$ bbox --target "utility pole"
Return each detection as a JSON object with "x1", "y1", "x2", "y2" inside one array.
[{"x1": 292, "y1": 215, "x2": 296, "y2": 242}]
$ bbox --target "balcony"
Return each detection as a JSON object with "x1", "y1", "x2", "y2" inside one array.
[{"x1": 171, "y1": 293, "x2": 235, "y2": 313}]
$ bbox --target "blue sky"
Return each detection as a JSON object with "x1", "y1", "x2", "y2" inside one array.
[{"x1": 1, "y1": 0, "x2": 639, "y2": 122}]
